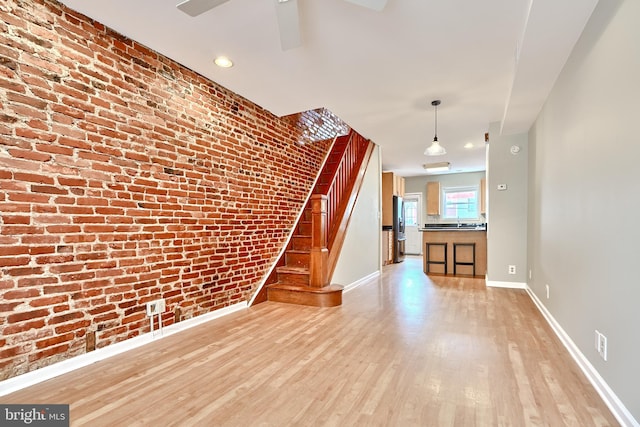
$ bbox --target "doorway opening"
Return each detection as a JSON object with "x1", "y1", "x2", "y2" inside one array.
[{"x1": 403, "y1": 192, "x2": 422, "y2": 255}]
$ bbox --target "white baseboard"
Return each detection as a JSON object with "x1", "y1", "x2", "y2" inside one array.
[
  {"x1": 0, "y1": 301, "x2": 248, "y2": 397},
  {"x1": 486, "y1": 280, "x2": 527, "y2": 289},
  {"x1": 342, "y1": 271, "x2": 380, "y2": 293},
  {"x1": 526, "y1": 287, "x2": 639, "y2": 427}
]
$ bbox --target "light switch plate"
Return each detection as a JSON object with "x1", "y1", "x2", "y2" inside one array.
[{"x1": 497, "y1": 184, "x2": 507, "y2": 191}]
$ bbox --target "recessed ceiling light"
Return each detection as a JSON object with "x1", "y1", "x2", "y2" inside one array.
[
  {"x1": 464, "y1": 143, "x2": 474, "y2": 149},
  {"x1": 214, "y1": 56, "x2": 233, "y2": 68}
]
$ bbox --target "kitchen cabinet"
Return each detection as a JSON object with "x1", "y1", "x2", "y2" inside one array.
[
  {"x1": 382, "y1": 230, "x2": 393, "y2": 265},
  {"x1": 383, "y1": 172, "x2": 404, "y2": 197},
  {"x1": 394, "y1": 175, "x2": 405, "y2": 197},
  {"x1": 421, "y1": 229, "x2": 487, "y2": 276},
  {"x1": 480, "y1": 178, "x2": 486, "y2": 215},
  {"x1": 382, "y1": 173, "x2": 394, "y2": 226},
  {"x1": 382, "y1": 172, "x2": 405, "y2": 226},
  {"x1": 426, "y1": 181, "x2": 440, "y2": 216}
]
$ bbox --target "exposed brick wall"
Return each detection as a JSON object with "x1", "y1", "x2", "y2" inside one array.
[{"x1": 0, "y1": 0, "x2": 347, "y2": 379}]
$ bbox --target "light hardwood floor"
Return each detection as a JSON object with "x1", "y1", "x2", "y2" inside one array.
[{"x1": 2, "y1": 256, "x2": 619, "y2": 426}]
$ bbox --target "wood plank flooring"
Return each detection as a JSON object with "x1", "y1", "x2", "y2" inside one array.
[{"x1": 2, "y1": 256, "x2": 619, "y2": 426}]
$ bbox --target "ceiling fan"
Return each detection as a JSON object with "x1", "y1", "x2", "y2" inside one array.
[{"x1": 176, "y1": 0, "x2": 388, "y2": 50}]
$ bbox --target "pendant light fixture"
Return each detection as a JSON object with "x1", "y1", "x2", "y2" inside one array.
[{"x1": 424, "y1": 100, "x2": 446, "y2": 156}]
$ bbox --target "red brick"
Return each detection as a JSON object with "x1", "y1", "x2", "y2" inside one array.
[
  {"x1": 18, "y1": 276, "x2": 58, "y2": 287},
  {"x1": 29, "y1": 295, "x2": 69, "y2": 307},
  {"x1": 48, "y1": 311, "x2": 85, "y2": 325},
  {"x1": 35, "y1": 333, "x2": 75, "y2": 349},
  {"x1": 36, "y1": 143, "x2": 74, "y2": 156},
  {"x1": 1, "y1": 215, "x2": 30, "y2": 224},
  {"x1": 14, "y1": 127, "x2": 56, "y2": 142},
  {"x1": 6, "y1": 92, "x2": 48, "y2": 109},
  {"x1": 43, "y1": 284, "x2": 82, "y2": 294},
  {"x1": 0, "y1": 0, "x2": 335, "y2": 380},
  {"x1": 13, "y1": 173, "x2": 55, "y2": 184},
  {"x1": 28, "y1": 343, "x2": 71, "y2": 362},
  {"x1": 4, "y1": 266, "x2": 45, "y2": 276},
  {"x1": 0, "y1": 256, "x2": 30, "y2": 267},
  {"x1": 0, "y1": 346, "x2": 31, "y2": 359},
  {"x1": 55, "y1": 319, "x2": 91, "y2": 334},
  {"x1": 7, "y1": 309, "x2": 50, "y2": 323},
  {"x1": 7, "y1": 192, "x2": 51, "y2": 204},
  {"x1": 3, "y1": 320, "x2": 46, "y2": 335}
]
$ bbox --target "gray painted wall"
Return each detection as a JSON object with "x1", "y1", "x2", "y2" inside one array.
[
  {"x1": 487, "y1": 125, "x2": 528, "y2": 284},
  {"x1": 527, "y1": 0, "x2": 639, "y2": 420},
  {"x1": 332, "y1": 145, "x2": 381, "y2": 286},
  {"x1": 405, "y1": 171, "x2": 486, "y2": 226}
]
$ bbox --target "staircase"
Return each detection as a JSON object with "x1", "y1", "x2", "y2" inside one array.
[
  {"x1": 266, "y1": 206, "x2": 343, "y2": 307},
  {"x1": 261, "y1": 130, "x2": 373, "y2": 307}
]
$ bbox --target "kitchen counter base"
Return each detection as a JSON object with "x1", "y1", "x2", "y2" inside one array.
[{"x1": 421, "y1": 230, "x2": 487, "y2": 276}]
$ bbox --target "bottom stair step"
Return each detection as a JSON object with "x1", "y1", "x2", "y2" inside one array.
[{"x1": 267, "y1": 283, "x2": 343, "y2": 307}]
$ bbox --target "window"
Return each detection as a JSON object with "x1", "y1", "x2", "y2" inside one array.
[
  {"x1": 404, "y1": 199, "x2": 418, "y2": 226},
  {"x1": 442, "y1": 186, "x2": 478, "y2": 220}
]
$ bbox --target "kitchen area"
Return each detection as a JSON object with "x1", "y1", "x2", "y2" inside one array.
[{"x1": 382, "y1": 170, "x2": 487, "y2": 277}]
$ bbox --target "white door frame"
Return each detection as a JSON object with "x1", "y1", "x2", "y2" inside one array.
[{"x1": 403, "y1": 192, "x2": 422, "y2": 255}]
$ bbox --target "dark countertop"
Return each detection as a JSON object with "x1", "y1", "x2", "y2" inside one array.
[
  {"x1": 419, "y1": 224, "x2": 486, "y2": 232},
  {"x1": 419, "y1": 228, "x2": 486, "y2": 232}
]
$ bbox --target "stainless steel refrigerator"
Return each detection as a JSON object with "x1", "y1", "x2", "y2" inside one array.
[{"x1": 393, "y1": 195, "x2": 406, "y2": 263}]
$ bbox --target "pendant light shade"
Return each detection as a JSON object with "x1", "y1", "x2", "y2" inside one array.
[{"x1": 424, "y1": 100, "x2": 446, "y2": 156}]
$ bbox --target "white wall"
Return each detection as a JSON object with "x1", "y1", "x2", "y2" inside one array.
[
  {"x1": 332, "y1": 145, "x2": 381, "y2": 286},
  {"x1": 528, "y1": 0, "x2": 639, "y2": 422},
  {"x1": 487, "y1": 125, "x2": 528, "y2": 284},
  {"x1": 404, "y1": 171, "x2": 486, "y2": 226}
]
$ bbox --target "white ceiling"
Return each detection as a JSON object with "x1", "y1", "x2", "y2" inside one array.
[{"x1": 58, "y1": 0, "x2": 598, "y2": 177}]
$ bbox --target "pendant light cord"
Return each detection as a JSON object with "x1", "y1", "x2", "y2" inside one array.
[{"x1": 434, "y1": 103, "x2": 438, "y2": 140}]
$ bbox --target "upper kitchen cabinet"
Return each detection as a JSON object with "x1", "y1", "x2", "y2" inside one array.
[
  {"x1": 426, "y1": 181, "x2": 441, "y2": 216},
  {"x1": 383, "y1": 172, "x2": 405, "y2": 198},
  {"x1": 395, "y1": 175, "x2": 405, "y2": 197},
  {"x1": 382, "y1": 172, "x2": 405, "y2": 226}
]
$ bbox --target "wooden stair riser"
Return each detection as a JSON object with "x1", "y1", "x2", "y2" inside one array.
[
  {"x1": 276, "y1": 270, "x2": 310, "y2": 286},
  {"x1": 266, "y1": 284, "x2": 342, "y2": 307},
  {"x1": 291, "y1": 236, "x2": 311, "y2": 251},
  {"x1": 285, "y1": 252, "x2": 310, "y2": 268},
  {"x1": 297, "y1": 221, "x2": 312, "y2": 235}
]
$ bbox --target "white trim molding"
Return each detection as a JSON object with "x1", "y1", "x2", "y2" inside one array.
[
  {"x1": 342, "y1": 271, "x2": 380, "y2": 293},
  {"x1": 486, "y1": 280, "x2": 527, "y2": 289},
  {"x1": 526, "y1": 286, "x2": 639, "y2": 427},
  {"x1": 0, "y1": 301, "x2": 248, "y2": 397}
]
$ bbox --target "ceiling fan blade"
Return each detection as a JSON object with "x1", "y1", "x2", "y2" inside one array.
[
  {"x1": 343, "y1": 0, "x2": 387, "y2": 12},
  {"x1": 274, "y1": 0, "x2": 302, "y2": 50},
  {"x1": 176, "y1": 0, "x2": 231, "y2": 17}
]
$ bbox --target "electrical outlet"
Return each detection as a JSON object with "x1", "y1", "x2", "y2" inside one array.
[
  {"x1": 508, "y1": 265, "x2": 516, "y2": 275},
  {"x1": 595, "y1": 330, "x2": 608, "y2": 361},
  {"x1": 545, "y1": 284, "x2": 549, "y2": 299},
  {"x1": 529, "y1": 269, "x2": 532, "y2": 280},
  {"x1": 146, "y1": 299, "x2": 165, "y2": 316}
]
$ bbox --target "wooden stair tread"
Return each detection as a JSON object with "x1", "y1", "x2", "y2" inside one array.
[
  {"x1": 267, "y1": 283, "x2": 343, "y2": 293},
  {"x1": 266, "y1": 283, "x2": 343, "y2": 307},
  {"x1": 276, "y1": 266, "x2": 309, "y2": 274},
  {"x1": 286, "y1": 249, "x2": 310, "y2": 255}
]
